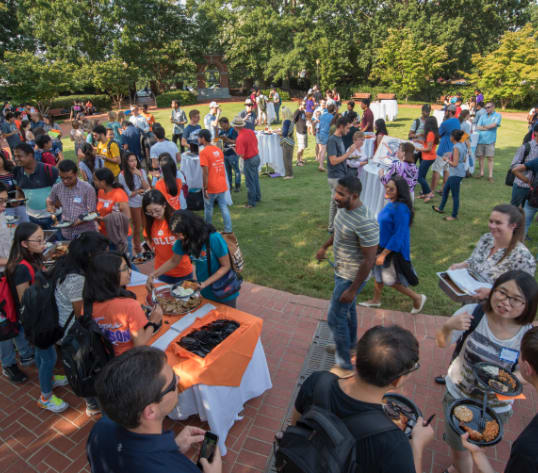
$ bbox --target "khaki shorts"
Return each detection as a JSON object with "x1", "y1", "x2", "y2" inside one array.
[
  {"x1": 432, "y1": 155, "x2": 449, "y2": 174},
  {"x1": 476, "y1": 143, "x2": 496, "y2": 158},
  {"x1": 296, "y1": 132, "x2": 308, "y2": 151},
  {"x1": 442, "y1": 390, "x2": 512, "y2": 451}
]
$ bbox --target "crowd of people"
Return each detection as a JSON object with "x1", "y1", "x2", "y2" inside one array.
[{"x1": 1, "y1": 87, "x2": 538, "y2": 473}]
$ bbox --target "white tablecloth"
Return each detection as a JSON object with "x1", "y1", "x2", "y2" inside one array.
[
  {"x1": 168, "y1": 339, "x2": 272, "y2": 456},
  {"x1": 360, "y1": 162, "x2": 386, "y2": 218},
  {"x1": 370, "y1": 102, "x2": 387, "y2": 122},
  {"x1": 363, "y1": 137, "x2": 376, "y2": 158},
  {"x1": 433, "y1": 110, "x2": 445, "y2": 126},
  {"x1": 381, "y1": 100, "x2": 398, "y2": 121},
  {"x1": 267, "y1": 102, "x2": 276, "y2": 124},
  {"x1": 256, "y1": 132, "x2": 285, "y2": 176}
]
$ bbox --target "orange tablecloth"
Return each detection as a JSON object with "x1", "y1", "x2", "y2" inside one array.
[{"x1": 130, "y1": 284, "x2": 263, "y2": 390}]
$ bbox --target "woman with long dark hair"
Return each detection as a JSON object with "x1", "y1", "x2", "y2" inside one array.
[
  {"x1": 142, "y1": 190, "x2": 192, "y2": 285},
  {"x1": 155, "y1": 153, "x2": 184, "y2": 210},
  {"x1": 359, "y1": 176, "x2": 426, "y2": 313},
  {"x1": 436, "y1": 270, "x2": 538, "y2": 473},
  {"x1": 78, "y1": 142, "x2": 104, "y2": 185},
  {"x1": 118, "y1": 153, "x2": 150, "y2": 257},
  {"x1": 147, "y1": 209, "x2": 239, "y2": 307},
  {"x1": 417, "y1": 116, "x2": 440, "y2": 200},
  {"x1": 6, "y1": 222, "x2": 69, "y2": 412},
  {"x1": 84, "y1": 251, "x2": 162, "y2": 356},
  {"x1": 374, "y1": 118, "x2": 388, "y2": 154}
]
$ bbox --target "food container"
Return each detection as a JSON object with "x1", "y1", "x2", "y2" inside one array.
[
  {"x1": 437, "y1": 272, "x2": 477, "y2": 304},
  {"x1": 152, "y1": 281, "x2": 202, "y2": 315},
  {"x1": 472, "y1": 361, "x2": 522, "y2": 396},
  {"x1": 447, "y1": 399, "x2": 503, "y2": 446},
  {"x1": 382, "y1": 393, "x2": 422, "y2": 438}
]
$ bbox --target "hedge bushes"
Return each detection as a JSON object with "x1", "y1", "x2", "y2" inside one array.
[
  {"x1": 156, "y1": 90, "x2": 197, "y2": 108},
  {"x1": 48, "y1": 94, "x2": 112, "y2": 111}
]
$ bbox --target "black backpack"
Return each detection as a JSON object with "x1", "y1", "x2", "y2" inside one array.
[
  {"x1": 274, "y1": 372, "x2": 398, "y2": 473},
  {"x1": 60, "y1": 302, "x2": 115, "y2": 398},
  {"x1": 505, "y1": 142, "x2": 531, "y2": 187},
  {"x1": 20, "y1": 271, "x2": 72, "y2": 349},
  {"x1": 450, "y1": 304, "x2": 485, "y2": 362}
]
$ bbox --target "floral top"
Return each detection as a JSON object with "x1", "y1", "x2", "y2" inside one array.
[
  {"x1": 381, "y1": 161, "x2": 418, "y2": 193},
  {"x1": 467, "y1": 233, "x2": 536, "y2": 283}
]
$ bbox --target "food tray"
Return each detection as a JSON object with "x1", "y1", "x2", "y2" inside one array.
[
  {"x1": 80, "y1": 212, "x2": 98, "y2": 222},
  {"x1": 152, "y1": 281, "x2": 202, "y2": 316},
  {"x1": 43, "y1": 242, "x2": 69, "y2": 263},
  {"x1": 51, "y1": 221, "x2": 73, "y2": 229},
  {"x1": 447, "y1": 399, "x2": 503, "y2": 446},
  {"x1": 472, "y1": 362, "x2": 522, "y2": 396},
  {"x1": 437, "y1": 272, "x2": 476, "y2": 304},
  {"x1": 382, "y1": 393, "x2": 423, "y2": 439}
]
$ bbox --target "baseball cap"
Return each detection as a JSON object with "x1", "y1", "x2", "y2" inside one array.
[{"x1": 209, "y1": 101, "x2": 218, "y2": 108}]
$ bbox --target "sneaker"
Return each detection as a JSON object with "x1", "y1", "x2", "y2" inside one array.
[
  {"x1": 38, "y1": 394, "x2": 68, "y2": 413},
  {"x1": 19, "y1": 354, "x2": 35, "y2": 366},
  {"x1": 2, "y1": 364, "x2": 28, "y2": 384},
  {"x1": 86, "y1": 405, "x2": 101, "y2": 416},
  {"x1": 52, "y1": 375, "x2": 69, "y2": 389}
]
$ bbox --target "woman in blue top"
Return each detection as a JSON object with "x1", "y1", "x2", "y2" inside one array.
[
  {"x1": 316, "y1": 103, "x2": 336, "y2": 172},
  {"x1": 433, "y1": 129, "x2": 467, "y2": 221},
  {"x1": 148, "y1": 209, "x2": 239, "y2": 307},
  {"x1": 359, "y1": 176, "x2": 427, "y2": 314}
]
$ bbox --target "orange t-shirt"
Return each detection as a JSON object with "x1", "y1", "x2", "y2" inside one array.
[
  {"x1": 421, "y1": 131, "x2": 438, "y2": 161},
  {"x1": 96, "y1": 187, "x2": 131, "y2": 235},
  {"x1": 199, "y1": 145, "x2": 228, "y2": 194},
  {"x1": 155, "y1": 178, "x2": 182, "y2": 210},
  {"x1": 142, "y1": 112, "x2": 155, "y2": 130},
  {"x1": 91, "y1": 298, "x2": 147, "y2": 356},
  {"x1": 149, "y1": 219, "x2": 192, "y2": 277}
]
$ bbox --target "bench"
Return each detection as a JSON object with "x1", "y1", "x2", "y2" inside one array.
[
  {"x1": 351, "y1": 92, "x2": 371, "y2": 100},
  {"x1": 376, "y1": 93, "x2": 396, "y2": 100},
  {"x1": 48, "y1": 108, "x2": 70, "y2": 119}
]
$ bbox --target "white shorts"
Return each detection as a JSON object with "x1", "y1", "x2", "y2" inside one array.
[
  {"x1": 432, "y1": 155, "x2": 449, "y2": 174},
  {"x1": 296, "y1": 133, "x2": 307, "y2": 151}
]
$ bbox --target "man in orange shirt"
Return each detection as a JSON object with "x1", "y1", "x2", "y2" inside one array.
[{"x1": 198, "y1": 129, "x2": 232, "y2": 233}]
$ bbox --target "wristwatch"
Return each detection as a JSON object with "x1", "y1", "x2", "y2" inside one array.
[{"x1": 144, "y1": 321, "x2": 160, "y2": 333}]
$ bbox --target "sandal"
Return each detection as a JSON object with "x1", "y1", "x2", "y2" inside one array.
[
  {"x1": 423, "y1": 193, "x2": 434, "y2": 203},
  {"x1": 444, "y1": 216, "x2": 458, "y2": 221},
  {"x1": 432, "y1": 206, "x2": 444, "y2": 214}
]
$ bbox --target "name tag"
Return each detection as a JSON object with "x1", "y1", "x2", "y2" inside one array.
[
  {"x1": 499, "y1": 348, "x2": 519, "y2": 364},
  {"x1": 73, "y1": 197, "x2": 82, "y2": 204},
  {"x1": 103, "y1": 201, "x2": 110, "y2": 208}
]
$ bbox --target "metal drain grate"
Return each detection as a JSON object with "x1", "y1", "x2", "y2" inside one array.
[{"x1": 264, "y1": 321, "x2": 334, "y2": 472}]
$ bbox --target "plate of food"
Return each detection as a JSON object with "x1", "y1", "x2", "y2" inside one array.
[
  {"x1": 447, "y1": 399, "x2": 503, "y2": 446},
  {"x1": 5, "y1": 215, "x2": 18, "y2": 224},
  {"x1": 152, "y1": 280, "x2": 202, "y2": 315},
  {"x1": 382, "y1": 393, "x2": 422, "y2": 438},
  {"x1": 472, "y1": 362, "x2": 522, "y2": 396},
  {"x1": 7, "y1": 198, "x2": 27, "y2": 206},
  {"x1": 81, "y1": 212, "x2": 98, "y2": 222},
  {"x1": 51, "y1": 221, "x2": 73, "y2": 229},
  {"x1": 43, "y1": 242, "x2": 69, "y2": 265}
]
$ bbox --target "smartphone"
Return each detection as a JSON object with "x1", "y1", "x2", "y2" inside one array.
[{"x1": 197, "y1": 432, "x2": 218, "y2": 468}]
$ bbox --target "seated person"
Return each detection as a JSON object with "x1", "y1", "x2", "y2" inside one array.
[
  {"x1": 292, "y1": 325, "x2": 433, "y2": 473},
  {"x1": 462, "y1": 326, "x2": 538, "y2": 473},
  {"x1": 87, "y1": 346, "x2": 222, "y2": 473}
]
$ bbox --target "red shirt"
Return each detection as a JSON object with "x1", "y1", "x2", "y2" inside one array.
[
  {"x1": 361, "y1": 108, "x2": 374, "y2": 132},
  {"x1": 236, "y1": 128, "x2": 259, "y2": 159},
  {"x1": 199, "y1": 145, "x2": 227, "y2": 194}
]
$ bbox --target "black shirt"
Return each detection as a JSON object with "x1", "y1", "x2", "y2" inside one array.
[
  {"x1": 87, "y1": 417, "x2": 201, "y2": 473},
  {"x1": 505, "y1": 413, "x2": 538, "y2": 473},
  {"x1": 343, "y1": 126, "x2": 359, "y2": 149},
  {"x1": 293, "y1": 110, "x2": 307, "y2": 134},
  {"x1": 295, "y1": 372, "x2": 416, "y2": 473}
]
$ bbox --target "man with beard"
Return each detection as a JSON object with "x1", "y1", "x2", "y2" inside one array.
[{"x1": 316, "y1": 175, "x2": 378, "y2": 377}]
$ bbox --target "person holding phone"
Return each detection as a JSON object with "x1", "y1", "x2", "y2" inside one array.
[{"x1": 87, "y1": 346, "x2": 222, "y2": 473}]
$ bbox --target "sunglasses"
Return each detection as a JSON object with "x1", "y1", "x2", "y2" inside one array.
[
  {"x1": 156, "y1": 373, "x2": 177, "y2": 402},
  {"x1": 390, "y1": 361, "x2": 420, "y2": 382}
]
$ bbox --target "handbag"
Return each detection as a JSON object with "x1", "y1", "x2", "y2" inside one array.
[
  {"x1": 220, "y1": 232, "x2": 244, "y2": 273},
  {"x1": 206, "y1": 235, "x2": 242, "y2": 299},
  {"x1": 186, "y1": 190, "x2": 204, "y2": 211}
]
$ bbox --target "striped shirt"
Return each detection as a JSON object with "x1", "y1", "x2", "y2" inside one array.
[
  {"x1": 447, "y1": 303, "x2": 531, "y2": 413},
  {"x1": 333, "y1": 205, "x2": 379, "y2": 281}
]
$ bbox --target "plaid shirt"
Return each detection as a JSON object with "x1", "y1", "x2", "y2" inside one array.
[{"x1": 48, "y1": 179, "x2": 97, "y2": 239}]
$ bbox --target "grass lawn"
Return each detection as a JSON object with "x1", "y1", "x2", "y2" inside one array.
[{"x1": 60, "y1": 102, "x2": 534, "y2": 316}]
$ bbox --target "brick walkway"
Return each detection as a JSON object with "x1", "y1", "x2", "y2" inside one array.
[{"x1": 0, "y1": 282, "x2": 535, "y2": 473}]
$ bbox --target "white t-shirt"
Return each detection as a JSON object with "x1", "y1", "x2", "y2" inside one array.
[
  {"x1": 446, "y1": 303, "x2": 531, "y2": 413},
  {"x1": 273, "y1": 92, "x2": 280, "y2": 103},
  {"x1": 129, "y1": 114, "x2": 149, "y2": 133},
  {"x1": 55, "y1": 273, "x2": 85, "y2": 338}
]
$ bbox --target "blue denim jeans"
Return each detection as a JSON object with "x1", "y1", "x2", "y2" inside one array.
[
  {"x1": 327, "y1": 275, "x2": 366, "y2": 370},
  {"x1": 243, "y1": 155, "x2": 261, "y2": 207},
  {"x1": 204, "y1": 192, "x2": 232, "y2": 233},
  {"x1": 439, "y1": 176, "x2": 463, "y2": 218},
  {"x1": 0, "y1": 326, "x2": 34, "y2": 367},
  {"x1": 524, "y1": 201, "x2": 538, "y2": 236},
  {"x1": 224, "y1": 153, "x2": 241, "y2": 190},
  {"x1": 511, "y1": 184, "x2": 529, "y2": 207},
  {"x1": 274, "y1": 103, "x2": 281, "y2": 122},
  {"x1": 417, "y1": 159, "x2": 434, "y2": 195},
  {"x1": 35, "y1": 345, "x2": 57, "y2": 396}
]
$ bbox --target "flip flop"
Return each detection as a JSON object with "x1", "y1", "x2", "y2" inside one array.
[
  {"x1": 444, "y1": 216, "x2": 458, "y2": 221},
  {"x1": 432, "y1": 206, "x2": 444, "y2": 214}
]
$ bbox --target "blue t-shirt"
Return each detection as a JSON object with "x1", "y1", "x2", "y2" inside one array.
[
  {"x1": 172, "y1": 232, "x2": 238, "y2": 302},
  {"x1": 318, "y1": 111, "x2": 333, "y2": 144},
  {"x1": 183, "y1": 124, "x2": 201, "y2": 143},
  {"x1": 218, "y1": 127, "x2": 238, "y2": 156},
  {"x1": 477, "y1": 111, "x2": 502, "y2": 145},
  {"x1": 87, "y1": 417, "x2": 200, "y2": 473},
  {"x1": 204, "y1": 113, "x2": 218, "y2": 140},
  {"x1": 120, "y1": 125, "x2": 142, "y2": 159},
  {"x1": 450, "y1": 142, "x2": 467, "y2": 178},
  {"x1": 378, "y1": 202, "x2": 411, "y2": 261},
  {"x1": 437, "y1": 117, "x2": 460, "y2": 158},
  {"x1": 109, "y1": 121, "x2": 122, "y2": 141},
  {"x1": 240, "y1": 110, "x2": 257, "y2": 130}
]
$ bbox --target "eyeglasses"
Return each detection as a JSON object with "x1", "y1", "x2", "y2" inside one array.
[
  {"x1": 494, "y1": 287, "x2": 525, "y2": 308},
  {"x1": 144, "y1": 208, "x2": 163, "y2": 217},
  {"x1": 156, "y1": 373, "x2": 177, "y2": 401},
  {"x1": 119, "y1": 265, "x2": 132, "y2": 273},
  {"x1": 0, "y1": 198, "x2": 8, "y2": 205},
  {"x1": 27, "y1": 238, "x2": 45, "y2": 244},
  {"x1": 390, "y1": 361, "x2": 420, "y2": 382}
]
